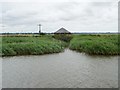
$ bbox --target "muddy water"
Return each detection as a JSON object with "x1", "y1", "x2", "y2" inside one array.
[
  {"x1": 2, "y1": 49, "x2": 118, "y2": 88},
  {"x1": 0, "y1": 58, "x2": 2, "y2": 89}
]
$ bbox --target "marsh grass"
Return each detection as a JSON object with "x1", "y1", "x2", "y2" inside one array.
[
  {"x1": 1, "y1": 34, "x2": 119, "y2": 56},
  {"x1": 53, "y1": 34, "x2": 73, "y2": 42},
  {"x1": 1, "y1": 35, "x2": 68, "y2": 56},
  {"x1": 69, "y1": 34, "x2": 119, "y2": 55}
]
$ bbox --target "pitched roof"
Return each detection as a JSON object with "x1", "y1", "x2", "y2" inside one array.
[{"x1": 54, "y1": 28, "x2": 71, "y2": 34}]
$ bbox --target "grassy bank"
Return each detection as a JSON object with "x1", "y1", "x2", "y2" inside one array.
[
  {"x1": 1, "y1": 35, "x2": 68, "y2": 56},
  {"x1": 69, "y1": 34, "x2": 119, "y2": 55},
  {"x1": 1, "y1": 34, "x2": 119, "y2": 56}
]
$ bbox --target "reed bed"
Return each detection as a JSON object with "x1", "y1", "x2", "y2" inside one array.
[
  {"x1": 1, "y1": 34, "x2": 119, "y2": 56},
  {"x1": 69, "y1": 34, "x2": 119, "y2": 55},
  {"x1": 1, "y1": 35, "x2": 68, "y2": 56}
]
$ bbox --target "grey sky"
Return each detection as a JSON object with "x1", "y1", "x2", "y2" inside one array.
[{"x1": 1, "y1": 0, "x2": 118, "y2": 33}]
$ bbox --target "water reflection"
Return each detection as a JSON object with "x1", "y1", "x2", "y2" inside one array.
[
  {"x1": 0, "y1": 58, "x2": 2, "y2": 89},
  {"x1": 2, "y1": 49, "x2": 118, "y2": 88}
]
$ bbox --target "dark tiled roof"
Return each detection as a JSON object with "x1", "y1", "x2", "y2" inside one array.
[{"x1": 54, "y1": 28, "x2": 71, "y2": 34}]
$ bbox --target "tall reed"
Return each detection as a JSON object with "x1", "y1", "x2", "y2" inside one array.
[
  {"x1": 69, "y1": 34, "x2": 119, "y2": 55},
  {"x1": 1, "y1": 36, "x2": 67, "y2": 56}
]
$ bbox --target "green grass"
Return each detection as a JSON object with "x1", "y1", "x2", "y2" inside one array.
[
  {"x1": 1, "y1": 34, "x2": 119, "y2": 56},
  {"x1": 1, "y1": 35, "x2": 68, "y2": 56},
  {"x1": 69, "y1": 34, "x2": 120, "y2": 55}
]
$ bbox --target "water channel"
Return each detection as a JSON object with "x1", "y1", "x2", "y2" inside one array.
[{"x1": 2, "y1": 49, "x2": 118, "y2": 88}]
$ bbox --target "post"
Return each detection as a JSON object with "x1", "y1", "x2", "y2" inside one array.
[{"x1": 38, "y1": 24, "x2": 41, "y2": 34}]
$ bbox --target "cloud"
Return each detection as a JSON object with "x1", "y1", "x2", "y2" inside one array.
[
  {"x1": 1, "y1": 1, "x2": 118, "y2": 33},
  {"x1": 1, "y1": 0, "x2": 119, "y2": 3}
]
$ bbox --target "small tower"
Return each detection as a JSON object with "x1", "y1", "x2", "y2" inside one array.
[{"x1": 38, "y1": 24, "x2": 42, "y2": 34}]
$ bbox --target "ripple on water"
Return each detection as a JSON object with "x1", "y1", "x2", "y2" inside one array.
[{"x1": 2, "y1": 49, "x2": 118, "y2": 88}]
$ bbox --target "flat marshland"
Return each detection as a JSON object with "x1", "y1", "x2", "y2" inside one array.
[
  {"x1": 1, "y1": 35, "x2": 68, "y2": 56},
  {"x1": 70, "y1": 34, "x2": 119, "y2": 55},
  {"x1": 2, "y1": 34, "x2": 119, "y2": 88},
  {"x1": 1, "y1": 34, "x2": 119, "y2": 56}
]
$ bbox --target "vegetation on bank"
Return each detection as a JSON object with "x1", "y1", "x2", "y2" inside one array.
[
  {"x1": 1, "y1": 34, "x2": 120, "y2": 56},
  {"x1": 1, "y1": 35, "x2": 68, "y2": 56},
  {"x1": 53, "y1": 34, "x2": 73, "y2": 42},
  {"x1": 69, "y1": 34, "x2": 120, "y2": 55}
]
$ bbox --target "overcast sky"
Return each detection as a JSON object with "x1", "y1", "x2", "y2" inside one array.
[{"x1": 0, "y1": 0, "x2": 119, "y2": 33}]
